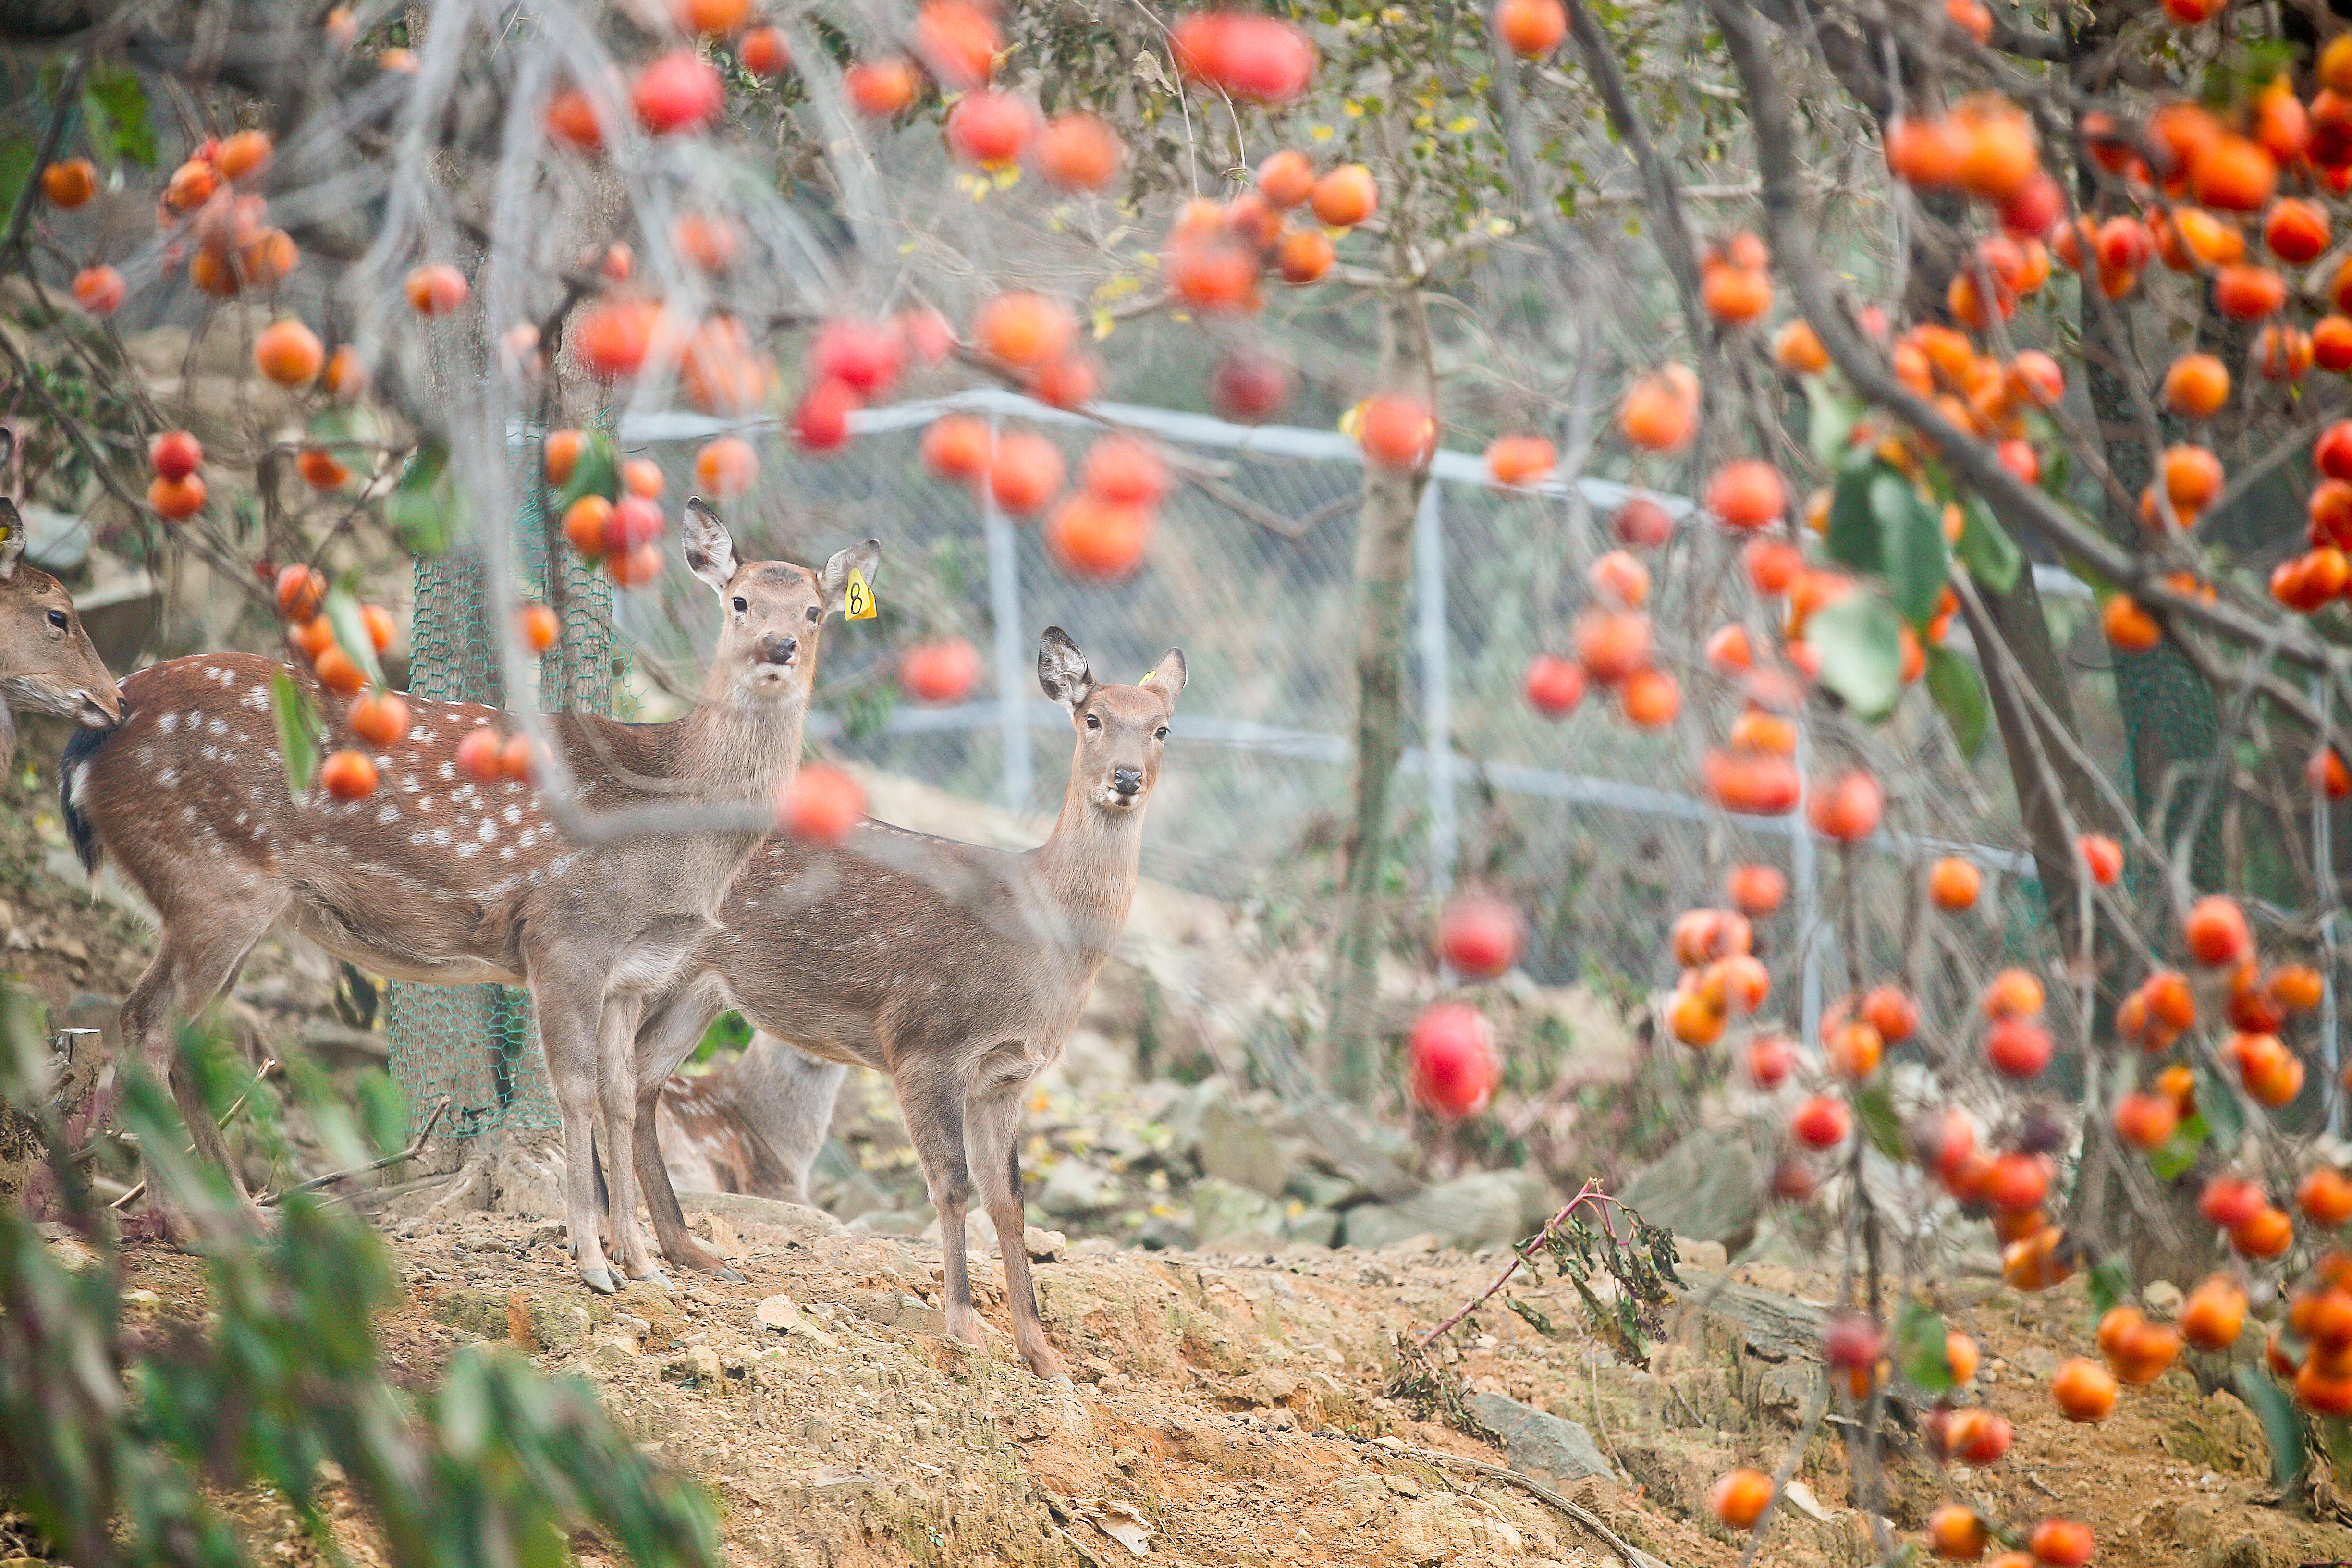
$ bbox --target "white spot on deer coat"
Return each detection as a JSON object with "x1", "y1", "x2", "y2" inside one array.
[
  {"x1": 376, "y1": 804, "x2": 400, "y2": 824},
  {"x1": 243, "y1": 687, "x2": 270, "y2": 711},
  {"x1": 158, "y1": 712, "x2": 178, "y2": 734},
  {"x1": 477, "y1": 819, "x2": 497, "y2": 842}
]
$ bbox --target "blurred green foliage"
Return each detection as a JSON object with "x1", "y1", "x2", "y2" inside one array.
[{"x1": 0, "y1": 986, "x2": 719, "y2": 1568}]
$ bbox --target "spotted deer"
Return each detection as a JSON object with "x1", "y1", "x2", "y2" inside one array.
[
  {"x1": 654, "y1": 1030, "x2": 844, "y2": 1208},
  {"x1": 0, "y1": 433, "x2": 123, "y2": 767},
  {"x1": 59, "y1": 499, "x2": 878, "y2": 1292},
  {"x1": 628, "y1": 627, "x2": 1183, "y2": 1379}
]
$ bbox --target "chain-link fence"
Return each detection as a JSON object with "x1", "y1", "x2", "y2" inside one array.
[
  {"x1": 392, "y1": 388, "x2": 2061, "y2": 1133},
  {"x1": 386, "y1": 487, "x2": 623, "y2": 1137}
]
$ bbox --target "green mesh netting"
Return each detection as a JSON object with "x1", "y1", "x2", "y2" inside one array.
[{"x1": 386, "y1": 486, "x2": 623, "y2": 1137}]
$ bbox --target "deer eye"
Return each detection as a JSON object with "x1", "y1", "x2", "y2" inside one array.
[
  {"x1": 732, "y1": 596, "x2": 748, "y2": 612},
  {"x1": 1085, "y1": 712, "x2": 1101, "y2": 731},
  {"x1": 1155, "y1": 725, "x2": 1169, "y2": 740},
  {"x1": 47, "y1": 609, "x2": 68, "y2": 630},
  {"x1": 806, "y1": 604, "x2": 821, "y2": 621}
]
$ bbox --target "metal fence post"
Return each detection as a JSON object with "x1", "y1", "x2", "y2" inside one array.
[
  {"x1": 1416, "y1": 478, "x2": 1455, "y2": 896},
  {"x1": 982, "y1": 416, "x2": 1032, "y2": 815}
]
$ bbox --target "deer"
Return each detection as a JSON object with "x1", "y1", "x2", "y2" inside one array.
[
  {"x1": 58, "y1": 497, "x2": 879, "y2": 1294},
  {"x1": 653, "y1": 1029, "x2": 844, "y2": 1208},
  {"x1": 0, "y1": 431, "x2": 123, "y2": 768},
  {"x1": 626, "y1": 626, "x2": 1184, "y2": 1380}
]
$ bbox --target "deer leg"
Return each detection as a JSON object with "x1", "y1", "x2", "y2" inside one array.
[
  {"x1": 968, "y1": 1085, "x2": 1066, "y2": 1382},
  {"x1": 528, "y1": 966, "x2": 618, "y2": 1295},
  {"x1": 896, "y1": 1059, "x2": 984, "y2": 1349},
  {"x1": 629, "y1": 987, "x2": 737, "y2": 1279},
  {"x1": 597, "y1": 992, "x2": 665, "y2": 1286},
  {"x1": 120, "y1": 902, "x2": 278, "y2": 1237}
]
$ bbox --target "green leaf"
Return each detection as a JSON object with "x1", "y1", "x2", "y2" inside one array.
[
  {"x1": 2086, "y1": 1256, "x2": 2133, "y2": 1321},
  {"x1": 1925, "y1": 645, "x2": 1988, "y2": 758},
  {"x1": 1894, "y1": 1298, "x2": 1953, "y2": 1394},
  {"x1": 551, "y1": 429, "x2": 618, "y2": 513},
  {"x1": 1955, "y1": 498, "x2": 2022, "y2": 593},
  {"x1": 2148, "y1": 1110, "x2": 2208, "y2": 1180},
  {"x1": 321, "y1": 588, "x2": 386, "y2": 691},
  {"x1": 1805, "y1": 379, "x2": 1863, "y2": 467},
  {"x1": 2235, "y1": 1365, "x2": 2308, "y2": 1490},
  {"x1": 1824, "y1": 462, "x2": 1883, "y2": 575},
  {"x1": 1855, "y1": 1079, "x2": 1906, "y2": 1162},
  {"x1": 0, "y1": 140, "x2": 31, "y2": 232},
  {"x1": 2195, "y1": 1063, "x2": 2246, "y2": 1154},
  {"x1": 387, "y1": 444, "x2": 457, "y2": 556},
  {"x1": 269, "y1": 670, "x2": 321, "y2": 799},
  {"x1": 1872, "y1": 473, "x2": 1950, "y2": 628},
  {"x1": 1807, "y1": 593, "x2": 1906, "y2": 721},
  {"x1": 83, "y1": 67, "x2": 154, "y2": 168}
]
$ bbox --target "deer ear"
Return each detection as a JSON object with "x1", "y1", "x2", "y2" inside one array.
[
  {"x1": 681, "y1": 497, "x2": 739, "y2": 594},
  {"x1": 0, "y1": 499, "x2": 23, "y2": 582},
  {"x1": 818, "y1": 539, "x2": 882, "y2": 618},
  {"x1": 1037, "y1": 626, "x2": 1094, "y2": 710},
  {"x1": 1141, "y1": 648, "x2": 1186, "y2": 706}
]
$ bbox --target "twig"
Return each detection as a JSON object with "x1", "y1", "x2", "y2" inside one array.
[
  {"x1": 1375, "y1": 1443, "x2": 1674, "y2": 1568},
  {"x1": 262, "y1": 1095, "x2": 451, "y2": 1205},
  {"x1": 110, "y1": 1056, "x2": 279, "y2": 1211}
]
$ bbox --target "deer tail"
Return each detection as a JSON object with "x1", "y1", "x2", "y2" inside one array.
[{"x1": 58, "y1": 724, "x2": 110, "y2": 876}]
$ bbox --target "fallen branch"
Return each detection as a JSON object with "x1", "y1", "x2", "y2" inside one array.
[
  {"x1": 263, "y1": 1095, "x2": 451, "y2": 1206},
  {"x1": 110, "y1": 1057, "x2": 278, "y2": 1211}
]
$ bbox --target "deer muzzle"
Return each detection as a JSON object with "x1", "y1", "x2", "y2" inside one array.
[
  {"x1": 75, "y1": 689, "x2": 122, "y2": 728},
  {"x1": 755, "y1": 633, "x2": 799, "y2": 668},
  {"x1": 1112, "y1": 765, "x2": 1144, "y2": 798}
]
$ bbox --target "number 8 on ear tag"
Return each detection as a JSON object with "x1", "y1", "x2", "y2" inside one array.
[{"x1": 845, "y1": 566, "x2": 876, "y2": 620}]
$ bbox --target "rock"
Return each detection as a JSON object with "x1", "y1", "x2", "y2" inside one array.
[
  {"x1": 674, "y1": 1189, "x2": 844, "y2": 1244},
  {"x1": 681, "y1": 1345, "x2": 723, "y2": 1383},
  {"x1": 1024, "y1": 1225, "x2": 1067, "y2": 1262},
  {"x1": 617, "y1": 1281, "x2": 687, "y2": 1347},
  {"x1": 1163, "y1": 1076, "x2": 1231, "y2": 1166},
  {"x1": 529, "y1": 1297, "x2": 591, "y2": 1351},
  {"x1": 1284, "y1": 1169, "x2": 1363, "y2": 1210},
  {"x1": 755, "y1": 1293, "x2": 803, "y2": 1332},
  {"x1": 1675, "y1": 1237, "x2": 1729, "y2": 1272},
  {"x1": 854, "y1": 1290, "x2": 948, "y2": 1335},
  {"x1": 1192, "y1": 1176, "x2": 1287, "y2": 1248},
  {"x1": 1135, "y1": 1214, "x2": 1197, "y2": 1250},
  {"x1": 848, "y1": 1209, "x2": 930, "y2": 1237},
  {"x1": 590, "y1": 1334, "x2": 638, "y2": 1368},
  {"x1": 1283, "y1": 1207, "x2": 1342, "y2": 1248},
  {"x1": 1341, "y1": 1169, "x2": 1551, "y2": 1252},
  {"x1": 2144, "y1": 1279, "x2": 2185, "y2": 1318},
  {"x1": 1037, "y1": 1157, "x2": 1120, "y2": 1217},
  {"x1": 1617, "y1": 1130, "x2": 1764, "y2": 1253},
  {"x1": 1467, "y1": 1392, "x2": 1616, "y2": 1487},
  {"x1": 431, "y1": 1287, "x2": 511, "y2": 1339},
  {"x1": 1196, "y1": 1094, "x2": 1286, "y2": 1197},
  {"x1": 2162, "y1": 1389, "x2": 2269, "y2": 1476},
  {"x1": 1393, "y1": 1494, "x2": 1524, "y2": 1561}
]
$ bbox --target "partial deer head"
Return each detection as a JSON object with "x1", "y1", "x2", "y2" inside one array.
[
  {"x1": 0, "y1": 429, "x2": 122, "y2": 746},
  {"x1": 684, "y1": 497, "x2": 881, "y2": 704},
  {"x1": 1037, "y1": 626, "x2": 1185, "y2": 814}
]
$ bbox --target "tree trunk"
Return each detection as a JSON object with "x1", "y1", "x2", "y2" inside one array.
[{"x1": 1327, "y1": 282, "x2": 1437, "y2": 1106}]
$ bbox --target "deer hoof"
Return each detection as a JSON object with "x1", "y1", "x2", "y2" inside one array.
[
  {"x1": 579, "y1": 1264, "x2": 620, "y2": 1295},
  {"x1": 633, "y1": 1269, "x2": 673, "y2": 1292},
  {"x1": 715, "y1": 1265, "x2": 746, "y2": 1284}
]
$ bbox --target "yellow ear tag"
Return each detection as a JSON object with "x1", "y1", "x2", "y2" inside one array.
[{"x1": 844, "y1": 567, "x2": 876, "y2": 620}]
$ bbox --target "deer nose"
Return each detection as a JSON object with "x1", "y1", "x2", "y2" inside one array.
[
  {"x1": 77, "y1": 692, "x2": 121, "y2": 729},
  {"x1": 1112, "y1": 766, "x2": 1144, "y2": 797},
  {"x1": 756, "y1": 633, "x2": 798, "y2": 666}
]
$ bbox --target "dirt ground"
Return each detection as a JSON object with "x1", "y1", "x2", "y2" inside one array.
[
  {"x1": 14, "y1": 740, "x2": 2352, "y2": 1568},
  {"x1": 86, "y1": 1207, "x2": 2352, "y2": 1568}
]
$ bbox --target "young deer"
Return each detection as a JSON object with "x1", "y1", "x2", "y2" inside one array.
[
  {"x1": 654, "y1": 1029, "x2": 843, "y2": 1208},
  {"x1": 60, "y1": 500, "x2": 878, "y2": 1292},
  {"x1": 629, "y1": 627, "x2": 1184, "y2": 1378},
  {"x1": 0, "y1": 437, "x2": 123, "y2": 767}
]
